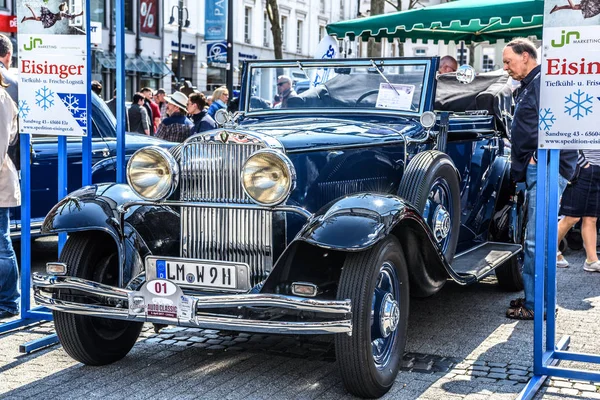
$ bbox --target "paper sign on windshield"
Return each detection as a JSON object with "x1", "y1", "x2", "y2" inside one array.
[{"x1": 375, "y1": 83, "x2": 415, "y2": 111}]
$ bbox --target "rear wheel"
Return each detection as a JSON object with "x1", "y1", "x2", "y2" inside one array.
[
  {"x1": 53, "y1": 232, "x2": 143, "y2": 365},
  {"x1": 335, "y1": 236, "x2": 409, "y2": 398}
]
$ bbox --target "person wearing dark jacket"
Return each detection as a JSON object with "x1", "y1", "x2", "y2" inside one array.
[
  {"x1": 187, "y1": 92, "x2": 216, "y2": 134},
  {"x1": 106, "y1": 89, "x2": 130, "y2": 131},
  {"x1": 503, "y1": 38, "x2": 577, "y2": 320},
  {"x1": 127, "y1": 93, "x2": 150, "y2": 135}
]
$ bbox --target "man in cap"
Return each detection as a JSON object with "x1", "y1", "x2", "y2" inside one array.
[{"x1": 155, "y1": 91, "x2": 194, "y2": 142}]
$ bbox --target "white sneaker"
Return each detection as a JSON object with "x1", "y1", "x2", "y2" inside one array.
[
  {"x1": 583, "y1": 260, "x2": 600, "y2": 272},
  {"x1": 556, "y1": 252, "x2": 569, "y2": 268}
]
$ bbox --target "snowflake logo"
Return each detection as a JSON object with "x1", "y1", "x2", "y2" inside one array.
[
  {"x1": 18, "y1": 100, "x2": 30, "y2": 119},
  {"x1": 565, "y1": 89, "x2": 593, "y2": 120},
  {"x1": 60, "y1": 94, "x2": 80, "y2": 114},
  {"x1": 74, "y1": 111, "x2": 87, "y2": 127},
  {"x1": 539, "y1": 108, "x2": 556, "y2": 131},
  {"x1": 35, "y1": 86, "x2": 55, "y2": 110}
]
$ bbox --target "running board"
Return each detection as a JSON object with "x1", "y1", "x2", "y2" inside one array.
[{"x1": 451, "y1": 242, "x2": 522, "y2": 281}]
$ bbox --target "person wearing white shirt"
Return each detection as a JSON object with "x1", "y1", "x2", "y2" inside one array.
[{"x1": 0, "y1": 71, "x2": 20, "y2": 320}]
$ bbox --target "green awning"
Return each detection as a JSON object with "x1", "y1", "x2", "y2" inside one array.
[{"x1": 327, "y1": 0, "x2": 544, "y2": 44}]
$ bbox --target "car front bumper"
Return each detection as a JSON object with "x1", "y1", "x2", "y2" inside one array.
[{"x1": 33, "y1": 273, "x2": 352, "y2": 335}]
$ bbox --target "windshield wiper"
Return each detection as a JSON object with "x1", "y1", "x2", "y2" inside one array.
[
  {"x1": 297, "y1": 61, "x2": 311, "y2": 81},
  {"x1": 370, "y1": 60, "x2": 401, "y2": 98}
]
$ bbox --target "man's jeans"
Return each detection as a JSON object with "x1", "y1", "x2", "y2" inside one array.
[
  {"x1": 522, "y1": 164, "x2": 568, "y2": 311},
  {"x1": 0, "y1": 208, "x2": 19, "y2": 314}
]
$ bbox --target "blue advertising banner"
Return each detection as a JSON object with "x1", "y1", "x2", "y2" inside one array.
[{"x1": 205, "y1": 0, "x2": 227, "y2": 41}]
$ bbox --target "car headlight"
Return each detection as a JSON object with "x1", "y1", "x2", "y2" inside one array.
[
  {"x1": 241, "y1": 150, "x2": 295, "y2": 206},
  {"x1": 127, "y1": 146, "x2": 179, "y2": 201}
]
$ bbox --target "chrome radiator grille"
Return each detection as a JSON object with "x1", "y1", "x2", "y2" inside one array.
[
  {"x1": 180, "y1": 140, "x2": 265, "y2": 202},
  {"x1": 180, "y1": 139, "x2": 272, "y2": 287}
]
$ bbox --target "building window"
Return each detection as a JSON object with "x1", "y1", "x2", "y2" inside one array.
[
  {"x1": 320, "y1": 0, "x2": 325, "y2": 13},
  {"x1": 414, "y1": 48, "x2": 426, "y2": 56},
  {"x1": 124, "y1": 0, "x2": 134, "y2": 31},
  {"x1": 281, "y1": 16, "x2": 287, "y2": 51},
  {"x1": 90, "y1": 0, "x2": 105, "y2": 24},
  {"x1": 457, "y1": 47, "x2": 468, "y2": 65},
  {"x1": 319, "y1": 25, "x2": 326, "y2": 41},
  {"x1": 482, "y1": 54, "x2": 495, "y2": 72},
  {"x1": 296, "y1": 20, "x2": 303, "y2": 53},
  {"x1": 0, "y1": 0, "x2": 6, "y2": 8},
  {"x1": 244, "y1": 7, "x2": 252, "y2": 44},
  {"x1": 263, "y1": 12, "x2": 270, "y2": 47}
]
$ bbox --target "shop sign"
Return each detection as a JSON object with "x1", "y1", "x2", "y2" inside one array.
[
  {"x1": 238, "y1": 51, "x2": 258, "y2": 60},
  {"x1": 205, "y1": 0, "x2": 227, "y2": 41},
  {"x1": 0, "y1": 14, "x2": 17, "y2": 33},
  {"x1": 17, "y1": 1, "x2": 88, "y2": 137},
  {"x1": 171, "y1": 40, "x2": 196, "y2": 53},
  {"x1": 539, "y1": 1, "x2": 600, "y2": 149},
  {"x1": 140, "y1": 0, "x2": 158, "y2": 36},
  {"x1": 207, "y1": 41, "x2": 227, "y2": 67},
  {"x1": 90, "y1": 21, "x2": 102, "y2": 45}
]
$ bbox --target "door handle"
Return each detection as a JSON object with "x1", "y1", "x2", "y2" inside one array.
[
  {"x1": 93, "y1": 148, "x2": 111, "y2": 157},
  {"x1": 480, "y1": 145, "x2": 499, "y2": 152}
]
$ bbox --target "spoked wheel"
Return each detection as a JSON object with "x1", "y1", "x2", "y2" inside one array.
[
  {"x1": 335, "y1": 236, "x2": 409, "y2": 398},
  {"x1": 53, "y1": 232, "x2": 143, "y2": 365},
  {"x1": 398, "y1": 150, "x2": 460, "y2": 263}
]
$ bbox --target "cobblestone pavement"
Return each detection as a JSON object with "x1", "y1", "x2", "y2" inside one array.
[{"x1": 1, "y1": 238, "x2": 600, "y2": 399}]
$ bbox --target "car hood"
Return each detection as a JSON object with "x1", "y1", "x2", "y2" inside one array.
[
  {"x1": 124, "y1": 132, "x2": 176, "y2": 149},
  {"x1": 240, "y1": 117, "x2": 423, "y2": 152}
]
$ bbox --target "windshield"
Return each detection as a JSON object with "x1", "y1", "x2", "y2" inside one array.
[{"x1": 244, "y1": 59, "x2": 431, "y2": 115}]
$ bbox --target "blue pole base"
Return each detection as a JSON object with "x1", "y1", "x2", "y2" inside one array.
[
  {"x1": 0, "y1": 318, "x2": 37, "y2": 335},
  {"x1": 19, "y1": 333, "x2": 59, "y2": 354},
  {"x1": 517, "y1": 335, "x2": 570, "y2": 400}
]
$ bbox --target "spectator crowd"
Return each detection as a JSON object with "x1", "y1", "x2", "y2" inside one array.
[{"x1": 104, "y1": 83, "x2": 226, "y2": 143}]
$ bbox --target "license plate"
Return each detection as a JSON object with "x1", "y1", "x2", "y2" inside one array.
[{"x1": 145, "y1": 256, "x2": 250, "y2": 291}]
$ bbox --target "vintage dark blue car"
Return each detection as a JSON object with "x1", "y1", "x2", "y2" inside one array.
[
  {"x1": 9, "y1": 93, "x2": 173, "y2": 237},
  {"x1": 33, "y1": 58, "x2": 524, "y2": 398}
]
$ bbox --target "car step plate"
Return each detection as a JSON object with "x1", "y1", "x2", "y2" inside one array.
[{"x1": 451, "y1": 242, "x2": 522, "y2": 279}]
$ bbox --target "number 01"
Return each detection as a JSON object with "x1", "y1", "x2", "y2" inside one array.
[{"x1": 155, "y1": 281, "x2": 167, "y2": 294}]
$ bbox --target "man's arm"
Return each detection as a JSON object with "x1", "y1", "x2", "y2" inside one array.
[{"x1": 140, "y1": 108, "x2": 150, "y2": 135}]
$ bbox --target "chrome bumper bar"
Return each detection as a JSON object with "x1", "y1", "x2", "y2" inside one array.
[{"x1": 33, "y1": 274, "x2": 352, "y2": 335}]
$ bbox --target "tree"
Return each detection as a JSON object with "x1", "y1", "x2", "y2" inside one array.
[
  {"x1": 369, "y1": 0, "x2": 453, "y2": 57},
  {"x1": 266, "y1": 0, "x2": 283, "y2": 60}
]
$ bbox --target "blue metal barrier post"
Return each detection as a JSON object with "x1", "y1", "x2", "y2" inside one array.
[
  {"x1": 0, "y1": 134, "x2": 56, "y2": 351},
  {"x1": 519, "y1": 149, "x2": 600, "y2": 399},
  {"x1": 0, "y1": 0, "x2": 92, "y2": 353}
]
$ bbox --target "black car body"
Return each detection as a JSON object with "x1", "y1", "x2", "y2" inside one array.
[{"x1": 34, "y1": 58, "x2": 524, "y2": 398}]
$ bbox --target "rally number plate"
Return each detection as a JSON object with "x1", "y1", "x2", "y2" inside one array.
[{"x1": 145, "y1": 256, "x2": 251, "y2": 291}]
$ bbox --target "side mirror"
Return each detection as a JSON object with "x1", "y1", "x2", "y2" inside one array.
[{"x1": 456, "y1": 65, "x2": 476, "y2": 84}]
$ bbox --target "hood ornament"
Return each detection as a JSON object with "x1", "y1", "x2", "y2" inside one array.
[{"x1": 214, "y1": 109, "x2": 243, "y2": 129}]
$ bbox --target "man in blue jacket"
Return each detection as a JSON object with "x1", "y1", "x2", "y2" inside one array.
[{"x1": 503, "y1": 38, "x2": 578, "y2": 320}]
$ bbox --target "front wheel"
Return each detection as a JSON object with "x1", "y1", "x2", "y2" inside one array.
[
  {"x1": 53, "y1": 232, "x2": 143, "y2": 365},
  {"x1": 335, "y1": 236, "x2": 409, "y2": 398}
]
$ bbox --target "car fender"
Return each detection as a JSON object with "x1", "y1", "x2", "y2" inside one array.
[
  {"x1": 287, "y1": 193, "x2": 469, "y2": 296},
  {"x1": 42, "y1": 183, "x2": 180, "y2": 285}
]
